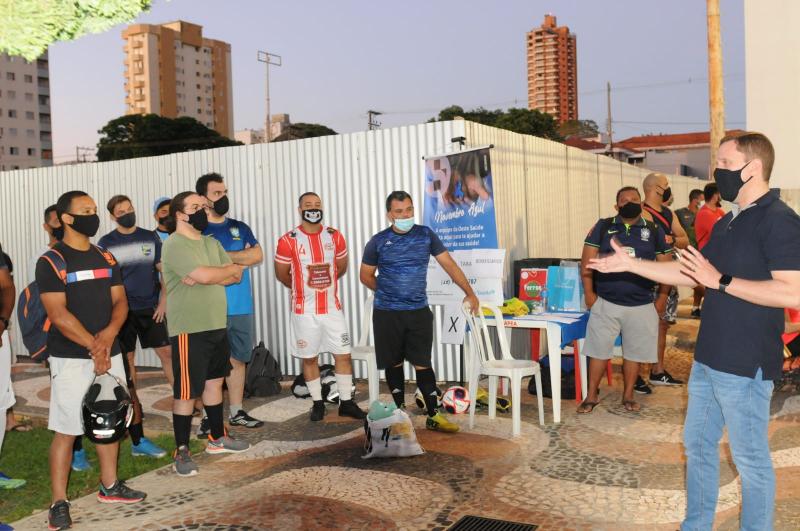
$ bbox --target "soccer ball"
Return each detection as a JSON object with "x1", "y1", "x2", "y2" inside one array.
[
  {"x1": 414, "y1": 387, "x2": 443, "y2": 410},
  {"x1": 441, "y1": 386, "x2": 471, "y2": 414}
]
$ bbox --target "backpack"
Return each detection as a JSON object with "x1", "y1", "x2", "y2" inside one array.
[
  {"x1": 244, "y1": 342, "x2": 282, "y2": 397},
  {"x1": 16, "y1": 246, "x2": 115, "y2": 361}
]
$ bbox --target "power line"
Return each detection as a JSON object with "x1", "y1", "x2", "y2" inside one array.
[{"x1": 614, "y1": 119, "x2": 745, "y2": 125}]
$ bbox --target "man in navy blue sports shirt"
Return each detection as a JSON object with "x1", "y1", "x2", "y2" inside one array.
[{"x1": 360, "y1": 191, "x2": 478, "y2": 433}]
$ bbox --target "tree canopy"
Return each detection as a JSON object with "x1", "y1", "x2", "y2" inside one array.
[
  {"x1": 559, "y1": 119, "x2": 600, "y2": 139},
  {"x1": 272, "y1": 123, "x2": 337, "y2": 142},
  {"x1": 96, "y1": 114, "x2": 242, "y2": 162},
  {"x1": 429, "y1": 105, "x2": 562, "y2": 141}
]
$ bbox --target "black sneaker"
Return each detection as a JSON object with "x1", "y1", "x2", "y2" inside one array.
[
  {"x1": 229, "y1": 410, "x2": 264, "y2": 428},
  {"x1": 48, "y1": 499, "x2": 71, "y2": 530},
  {"x1": 650, "y1": 370, "x2": 684, "y2": 386},
  {"x1": 196, "y1": 416, "x2": 210, "y2": 439},
  {"x1": 97, "y1": 480, "x2": 146, "y2": 504},
  {"x1": 690, "y1": 308, "x2": 701, "y2": 319},
  {"x1": 634, "y1": 376, "x2": 652, "y2": 395},
  {"x1": 338, "y1": 400, "x2": 367, "y2": 420},
  {"x1": 310, "y1": 400, "x2": 326, "y2": 422}
]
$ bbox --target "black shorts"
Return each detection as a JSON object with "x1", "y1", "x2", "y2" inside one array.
[
  {"x1": 119, "y1": 308, "x2": 170, "y2": 353},
  {"x1": 373, "y1": 307, "x2": 434, "y2": 370},
  {"x1": 171, "y1": 329, "x2": 232, "y2": 400}
]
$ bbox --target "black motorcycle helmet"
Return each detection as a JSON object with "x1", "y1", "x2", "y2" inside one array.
[{"x1": 81, "y1": 373, "x2": 132, "y2": 444}]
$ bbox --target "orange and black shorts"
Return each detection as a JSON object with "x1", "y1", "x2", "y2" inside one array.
[{"x1": 170, "y1": 328, "x2": 232, "y2": 400}]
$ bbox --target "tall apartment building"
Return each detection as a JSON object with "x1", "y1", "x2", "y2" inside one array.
[
  {"x1": 526, "y1": 14, "x2": 578, "y2": 123},
  {"x1": 122, "y1": 21, "x2": 234, "y2": 138},
  {"x1": 0, "y1": 51, "x2": 53, "y2": 170}
]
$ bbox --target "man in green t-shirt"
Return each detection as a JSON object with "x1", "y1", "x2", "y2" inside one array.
[{"x1": 161, "y1": 191, "x2": 250, "y2": 476}]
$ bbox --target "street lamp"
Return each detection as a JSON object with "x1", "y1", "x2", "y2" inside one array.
[{"x1": 257, "y1": 50, "x2": 282, "y2": 142}]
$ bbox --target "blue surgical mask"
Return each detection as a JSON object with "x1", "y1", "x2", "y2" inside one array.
[{"x1": 393, "y1": 216, "x2": 415, "y2": 232}]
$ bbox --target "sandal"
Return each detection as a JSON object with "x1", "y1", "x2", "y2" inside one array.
[
  {"x1": 622, "y1": 399, "x2": 641, "y2": 412},
  {"x1": 7, "y1": 423, "x2": 32, "y2": 432},
  {"x1": 577, "y1": 399, "x2": 599, "y2": 414}
]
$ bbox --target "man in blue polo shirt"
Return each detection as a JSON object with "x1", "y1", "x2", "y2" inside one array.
[
  {"x1": 578, "y1": 186, "x2": 672, "y2": 414},
  {"x1": 197, "y1": 173, "x2": 264, "y2": 431},
  {"x1": 360, "y1": 191, "x2": 479, "y2": 433},
  {"x1": 588, "y1": 132, "x2": 800, "y2": 529}
]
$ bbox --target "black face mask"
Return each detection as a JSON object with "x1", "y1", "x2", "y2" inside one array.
[
  {"x1": 302, "y1": 209, "x2": 323, "y2": 224},
  {"x1": 116, "y1": 212, "x2": 136, "y2": 229},
  {"x1": 67, "y1": 213, "x2": 100, "y2": 237},
  {"x1": 618, "y1": 202, "x2": 642, "y2": 219},
  {"x1": 51, "y1": 225, "x2": 65, "y2": 242},
  {"x1": 661, "y1": 186, "x2": 672, "y2": 203},
  {"x1": 713, "y1": 161, "x2": 753, "y2": 202},
  {"x1": 185, "y1": 209, "x2": 209, "y2": 232},
  {"x1": 157, "y1": 215, "x2": 169, "y2": 227},
  {"x1": 212, "y1": 195, "x2": 229, "y2": 216}
]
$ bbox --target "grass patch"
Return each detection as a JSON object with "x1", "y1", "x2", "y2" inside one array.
[{"x1": 0, "y1": 429, "x2": 202, "y2": 524}]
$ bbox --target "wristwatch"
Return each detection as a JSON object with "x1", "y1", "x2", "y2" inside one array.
[{"x1": 718, "y1": 274, "x2": 733, "y2": 293}]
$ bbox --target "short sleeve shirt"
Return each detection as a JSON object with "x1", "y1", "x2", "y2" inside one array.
[
  {"x1": 98, "y1": 228, "x2": 162, "y2": 311},
  {"x1": 675, "y1": 207, "x2": 697, "y2": 247},
  {"x1": 362, "y1": 224, "x2": 447, "y2": 311},
  {"x1": 695, "y1": 204, "x2": 725, "y2": 250},
  {"x1": 584, "y1": 216, "x2": 672, "y2": 306},
  {"x1": 203, "y1": 218, "x2": 258, "y2": 316},
  {"x1": 275, "y1": 225, "x2": 347, "y2": 315},
  {"x1": 698, "y1": 189, "x2": 800, "y2": 380},
  {"x1": 161, "y1": 234, "x2": 231, "y2": 336},
  {"x1": 35, "y1": 242, "x2": 123, "y2": 359}
]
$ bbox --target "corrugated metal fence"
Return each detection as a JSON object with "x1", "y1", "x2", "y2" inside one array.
[{"x1": 0, "y1": 120, "x2": 714, "y2": 380}]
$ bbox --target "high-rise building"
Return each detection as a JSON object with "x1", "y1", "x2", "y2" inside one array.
[
  {"x1": 0, "y1": 51, "x2": 53, "y2": 170},
  {"x1": 122, "y1": 21, "x2": 234, "y2": 138},
  {"x1": 526, "y1": 14, "x2": 578, "y2": 123}
]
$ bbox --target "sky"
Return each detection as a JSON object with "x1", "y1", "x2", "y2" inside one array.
[{"x1": 48, "y1": 0, "x2": 746, "y2": 163}]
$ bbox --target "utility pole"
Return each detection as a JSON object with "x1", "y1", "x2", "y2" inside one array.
[
  {"x1": 605, "y1": 82, "x2": 613, "y2": 157},
  {"x1": 367, "y1": 110, "x2": 383, "y2": 131},
  {"x1": 75, "y1": 146, "x2": 94, "y2": 163},
  {"x1": 257, "y1": 50, "x2": 282, "y2": 142},
  {"x1": 707, "y1": 0, "x2": 725, "y2": 173}
]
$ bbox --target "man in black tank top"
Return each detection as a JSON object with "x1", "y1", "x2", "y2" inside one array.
[{"x1": 642, "y1": 173, "x2": 689, "y2": 389}]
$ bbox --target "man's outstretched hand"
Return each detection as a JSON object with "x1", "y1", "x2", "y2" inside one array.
[{"x1": 587, "y1": 238, "x2": 635, "y2": 274}]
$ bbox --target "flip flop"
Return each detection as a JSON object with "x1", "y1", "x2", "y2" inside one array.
[
  {"x1": 6, "y1": 423, "x2": 32, "y2": 433},
  {"x1": 622, "y1": 399, "x2": 641, "y2": 412},
  {"x1": 577, "y1": 399, "x2": 599, "y2": 414}
]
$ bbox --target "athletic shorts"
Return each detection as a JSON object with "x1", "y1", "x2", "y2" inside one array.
[
  {"x1": 48, "y1": 354, "x2": 127, "y2": 436},
  {"x1": 119, "y1": 308, "x2": 170, "y2": 353},
  {"x1": 171, "y1": 329, "x2": 231, "y2": 401},
  {"x1": 0, "y1": 331, "x2": 16, "y2": 411},
  {"x1": 653, "y1": 286, "x2": 679, "y2": 324},
  {"x1": 372, "y1": 307, "x2": 433, "y2": 370},
  {"x1": 582, "y1": 297, "x2": 658, "y2": 363},
  {"x1": 227, "y1": 314, "x2": 255, "y2": 363},
  {"x1": 290, "y1": 311, "x2": 351, "y2": 359}
]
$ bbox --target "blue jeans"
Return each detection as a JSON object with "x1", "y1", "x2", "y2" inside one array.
[{"x1": 681, "y1": 361, "x2": 774, "y2": 531}]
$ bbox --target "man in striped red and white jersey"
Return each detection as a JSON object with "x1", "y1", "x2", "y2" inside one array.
[{"x1": 275, "y1": 192, "x2": 366, "y2": 422}]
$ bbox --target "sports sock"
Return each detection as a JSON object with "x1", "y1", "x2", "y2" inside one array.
[
  {"x1": 205, "y1": 402, "x2": 225, "y2": 440},
  {"x1": 172, "y1": 413, "x2": 192, "y2": 448},
  {"x1": 73, "y1": 436, "x2": 83, "y2": 452},
  {"x1": 385, "y1": 364, "x2": 405, "y2": 407},
  {"x1": 229, "y1": 404, "x2": 242, "y2": 418},
  {"x1": 416, "y1": 368, "x2": 439, "y2": 417},
  {"x1": 306, "y1": 378, "x2": 323, "y2": 401},
  {"x1": 335, "y1": 373, "x2": 353, "y2": 402},
  {"x1": 128, "y1": 421, "x2": 144, "y2": 445}
]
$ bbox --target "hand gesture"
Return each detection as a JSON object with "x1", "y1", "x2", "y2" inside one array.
[
  {"x1": 587, "y1": 238, "x2": 635, "y2": 274},
  {"x1": 676, "y1": 246, "x2": 722, "y2": 289}
]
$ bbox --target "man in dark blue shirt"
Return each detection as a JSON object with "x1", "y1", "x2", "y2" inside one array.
[
  {"x1": 360, "y1": 191, "x2": 478, "y2": 433},
  {"x1": 578, "y1": 186, "x2": 672, "y2": 414},
  {"x1": 98, "y1": 195, "x2": 169, "y2": 459},
  {"x1": 589, "y1": 132, "x2": 800, "y2": 529}
]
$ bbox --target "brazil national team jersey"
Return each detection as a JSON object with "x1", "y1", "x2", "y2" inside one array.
[
  {"x1": 97, "y1": 228, "x2": 162, "y2": 311},
  {"x1": 203, "y1": 218, "x2": 258, "y2": 315},
  {"x1": 362, "y1": 224, "x2": 447, "y2": 311}
]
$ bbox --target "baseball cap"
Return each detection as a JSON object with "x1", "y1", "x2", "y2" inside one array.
[{"x1": 153, "y1": 196, "x2": 171, "y2": 214}]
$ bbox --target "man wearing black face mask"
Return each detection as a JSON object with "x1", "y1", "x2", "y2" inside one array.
[
  {"x1": 587, "y1": 132, "x2": 800, "y2": 529},
  {"x1": 36, "y1": 191, "x2": 146, "y2": 529},
  {"x1": 98, "y1": 195, "x2": 170, "y2": 459},
  {"x1": 196, "y1": 173, "x2": 264, "y2": 432},
  {"x1": 577, "y1": 186, "x2": 673, "y2": 414},
  {"x1": 153, "y1": 196, "x2": 171, "y2": 242}
]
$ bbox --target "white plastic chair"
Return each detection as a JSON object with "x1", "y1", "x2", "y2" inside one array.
[
  {"x1": 463, "y1": 302, "x2": 544, "y2": 436},
  {"x1": 350, "y1": 294, "x2": 380, "y2": 405}
]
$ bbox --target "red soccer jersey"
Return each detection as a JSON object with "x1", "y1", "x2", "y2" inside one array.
[
  {"x1": 275, "y1": 226, "x2": 348, "y2": 315},
  {"x1": 695, "y1": 204, "x2": 725, "y2": 250}
]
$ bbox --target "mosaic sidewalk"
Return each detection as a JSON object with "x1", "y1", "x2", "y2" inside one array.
[{"x1": 7, "y1": 313, "x2": 800, "y2": 530}]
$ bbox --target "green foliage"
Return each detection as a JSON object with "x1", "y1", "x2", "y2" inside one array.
[
  {"x1": 0, "y1": 428, "x2": 203, "y2": 523},
  {"x1": 96, "y1": 114, "x2": 242, "y2": 161},
  {"x1": 0, "y1": 0, "x2": 152, "y2": 60},
  {"x1": 272, "y1": 122, "x2": 337, "y2": 142},
  {"x1": 559, "y1": 119, "x2": 600, "y2": 138},
  {"x1": 429, "y1": 105, "x2": 562, "y2": 141}
]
